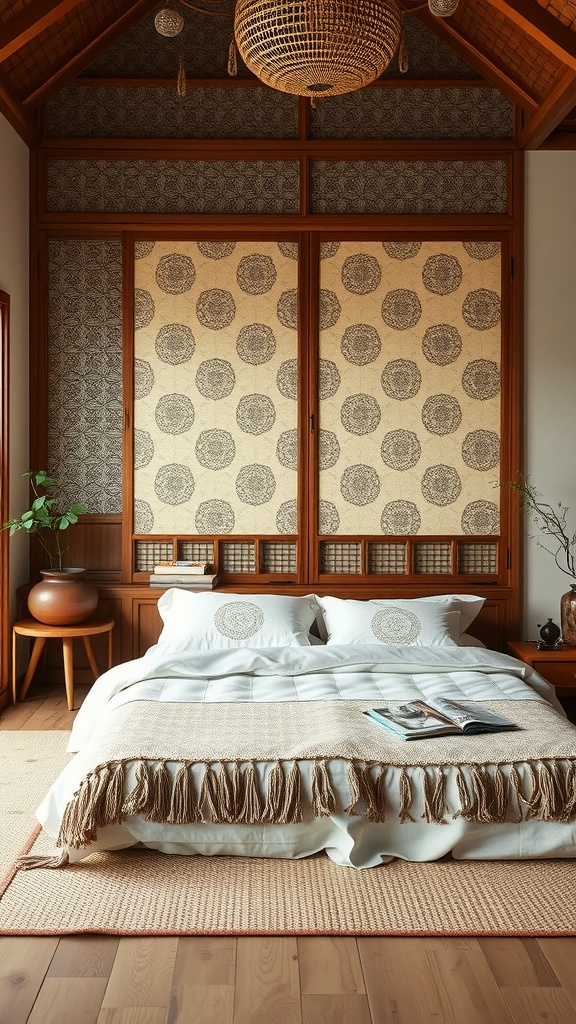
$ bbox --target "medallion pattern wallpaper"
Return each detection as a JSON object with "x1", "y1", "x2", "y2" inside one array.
[
  {"x1": 318, "y1": 241, "x2": 501, "y2": 536},
  {"x1": 134, "y1": 240, "x2": 299, "y2": 535}
]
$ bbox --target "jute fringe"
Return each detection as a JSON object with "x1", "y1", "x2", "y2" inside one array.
[
  {"x1": 17, "y1": 848, "x2": 70, "y2": 871},
  {"x1": 54, "y1": 756, "x2": 576, "y2": 852}
]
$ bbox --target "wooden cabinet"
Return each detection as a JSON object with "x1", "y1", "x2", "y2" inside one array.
[{"x1": 507, "y1": 640, "x2": 576, "y2": 697}]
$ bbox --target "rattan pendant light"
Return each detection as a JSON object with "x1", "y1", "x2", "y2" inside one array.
[{"x1": 234, "y1": 0, "x2": 404, "y2": 98}]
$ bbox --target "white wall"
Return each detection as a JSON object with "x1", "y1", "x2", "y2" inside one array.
[
  {"x1": 524, "y1": 150, "x2": 576, "y2": 638},
  {"x1": 0, "y1": 112, "x2": 29, "y2": 598}
]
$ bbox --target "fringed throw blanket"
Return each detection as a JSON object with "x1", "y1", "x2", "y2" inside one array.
[{"x1": 57, "y1": 697, "x2": 576, "y2": 850}]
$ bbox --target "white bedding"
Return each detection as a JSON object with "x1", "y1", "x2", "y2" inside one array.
[{"x1": 37, "y1": 643, "x2": 576, "y2": 868}]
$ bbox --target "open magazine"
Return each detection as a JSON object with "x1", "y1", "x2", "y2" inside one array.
[{"x1": 364, "y1": 697, "x2": 519, "y2": 740}]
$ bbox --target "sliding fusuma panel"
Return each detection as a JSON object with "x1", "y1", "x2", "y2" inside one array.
[
  {"x1": 317, "y1": 240, "x2": 502, "y2": 540},
  {"x1": 133, "y1": 240, "x2": 299, "y2": 537}
]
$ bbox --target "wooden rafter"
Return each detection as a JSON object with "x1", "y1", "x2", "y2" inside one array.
[
  {"x1": 0, "y1": 0, "x2": 85, "y2": 62},
  {"x1": 414, "y1": 6, "x2": 539, "y2": 114},
  {"x1": 482, "y1": 0, "x2": 576, "y2": 71},
  {"x1": 0, "y1": 72, "x2": 37, "y2": 146},
  {"x1": 2, "y1": 0, "x2": 576, "y2": 150},
  {"x1": 22, "y1": 0, "x2": 158, "y2": 110},
  {"x1": 519, "y1": 67, "x2": 576, "y2": 148}
]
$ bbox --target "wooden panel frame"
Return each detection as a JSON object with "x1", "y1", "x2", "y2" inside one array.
[
  {"x1": 119, "y1": 226, "x2": 519, "y2": 596},
  {"x1": 32, "y1": 219, "x2": 522, "y2": 627},
  {"x1": 309, "y1": 226, "x2": 520, "y2": 597},
  {"x1": 35, "y1": 144, "x2": 518, "y2": 226},
  {"x1": 125, "y1": 228, "x2": 309, "y2": 585},
  {"x1": 29, "y1": 137, "x2": 523, "y2": 649}
]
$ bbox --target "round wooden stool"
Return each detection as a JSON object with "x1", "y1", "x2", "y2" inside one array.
[{"x1": 12, "y1": 617, "x2": 114, "y2": 711}]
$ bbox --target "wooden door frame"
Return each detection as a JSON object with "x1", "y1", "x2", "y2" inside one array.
[{"x1": 0, "y1": 290, "x2": 9, "y2": 696}]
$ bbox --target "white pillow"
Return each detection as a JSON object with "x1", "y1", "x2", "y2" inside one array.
[
  {"x1": 418, "y1": 594, "x2": 485, "y2": 636},
  {"x1": 318, "y1": 596, "x2": 460, "y2": 647},
  {"x1": 157, "y1": 590, "x2": 320, "y2": 651},
  {"x1": 457, "y1": 632, "x2": 486, "y2": 648}
]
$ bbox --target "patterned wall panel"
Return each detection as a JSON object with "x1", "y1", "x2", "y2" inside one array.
[
  {"x1": 43, "y1": 85, "x2": 506, "y2": 142},
  {"x1": 83, "y1": 10, "x2": 251, "y2": 79},
  {"x1": 311, "y1": 161, "x2": 508, "y2": 215},
  {"x1": 47, "y1": 239, "x2": 123, "y2": 514},
  {"x1": 309, "y1": 88, "x2": 513, "y2": 140},
  {"x1": 46, "y1": 160, "x2": 300, "y2": 215},
  {"x1": 44, "y1": 86, "x2": 299, "y2": 139},
  {"x1": 133, "y1": 240, "x2": 299, "y2": 535},
  {"x1": 318, "y1": 240, "x2": 501, "y2": 536}
]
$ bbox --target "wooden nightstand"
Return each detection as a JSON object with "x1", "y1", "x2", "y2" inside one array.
[
  {"x1": 12, "y1": 617, "x2": 114, "y2": 711},
  {"x1": 507, "y1": 639, "x2": 576, "y2": 697}
]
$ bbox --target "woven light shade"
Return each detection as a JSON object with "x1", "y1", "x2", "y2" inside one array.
[{"x1": 234, "y1": 0, "x2": 403, "y2": 98}]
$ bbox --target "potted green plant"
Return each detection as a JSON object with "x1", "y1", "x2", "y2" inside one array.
[
  {"x1": 3, "y1": 470, "x2": 98, "y2": 625},
  {"x1": 505, "y1": 474, "x2": 576, "y2": 643}
]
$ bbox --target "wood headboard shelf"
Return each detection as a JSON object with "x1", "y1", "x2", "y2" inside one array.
[{"x1": 16, "y1": 582, "x2": 515, "y2": 668}]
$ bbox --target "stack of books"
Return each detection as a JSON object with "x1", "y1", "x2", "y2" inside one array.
[{"x1": 149, "y1": 561, "x2": 218, "y2": 589}]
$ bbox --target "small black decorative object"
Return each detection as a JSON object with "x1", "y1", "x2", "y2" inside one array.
[{"x1": 536, "y1": 618, "x2": 562, "y2": 650}]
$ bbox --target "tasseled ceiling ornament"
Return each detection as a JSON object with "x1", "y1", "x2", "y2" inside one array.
[
  {"x1": 154, "y1": 3, "x2": 187, "y2": 97},
  {"x1": 398, "y1": 17, "x2": 409, "y2": 74},
  {"x1": 228, "y1": 35, "x2": 238, "y2": 77},
  {"x1": 177, "y1": 52, "x2": 187, "y2": 96}
]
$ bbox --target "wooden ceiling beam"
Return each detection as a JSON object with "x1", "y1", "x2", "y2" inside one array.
[
  {"x1": 519, "y1": 67, "x2": 576, "y2": 148},
  {"x1": 415, "y1": 7, "x2": 538, "y2": 114},
  {"x1": 0, "y1": 72, "x2": 38, "y2": 146},
  {"x1": 0, "y1": 0, "x2": 84, "y2": 62},
  {"x1": 481, "y1": 0, "x2": 576, "y2": 71},
  {"x1": 21, "y1": 0, "x2": 158, "y2": 110}
]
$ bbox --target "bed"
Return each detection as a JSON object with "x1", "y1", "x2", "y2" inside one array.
[{"x1": 35, "y1": 590, "x2": 576, "y2": 869}]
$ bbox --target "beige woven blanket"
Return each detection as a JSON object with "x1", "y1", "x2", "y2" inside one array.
[{"x1": 57, "y1": 697, "x2": 576, "y2": 849}]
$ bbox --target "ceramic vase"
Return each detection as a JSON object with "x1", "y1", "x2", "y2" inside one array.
[
  {"x1": 539, "y1": 618, "x2": 561, "y2": 645},
  {"x1": 27, "y1": 568, "x2": 98, "y2": 626},
  {"x1": 560, "y1": 583, "x2": 576, "y2": 645}
]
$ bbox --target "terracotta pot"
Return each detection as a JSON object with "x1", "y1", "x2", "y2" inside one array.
[
  {"x1": 560, "y1": 583, "x2": 576, "y2": 645},
  {"x1": 27, "y1": 568, "x2": 98, "y2": 626}
]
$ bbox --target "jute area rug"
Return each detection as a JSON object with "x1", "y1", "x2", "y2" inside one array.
[{"x1": 1, "y1": 731, "x2": 576, "y2": 937}]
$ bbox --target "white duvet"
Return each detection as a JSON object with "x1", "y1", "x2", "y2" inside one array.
[{"x1": 38, "y1": 643, "x2": 576, "y2": 868}]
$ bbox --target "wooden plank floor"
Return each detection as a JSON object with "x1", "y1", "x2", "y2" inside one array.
[{"x1": 2, "y1": 682, "x2": 576, "y2": 1024}]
